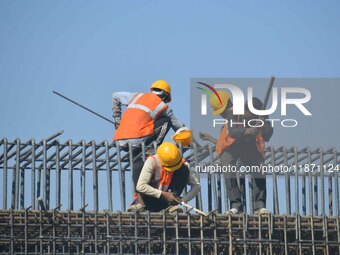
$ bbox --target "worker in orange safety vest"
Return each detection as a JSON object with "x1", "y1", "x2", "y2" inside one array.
[
  {"x1": 112, "y1": 80, "x2": 185, "y2": 151},
  {"x1": 135, "y1": 142, "x2": 200, "y2": 212},
  {"x1": 199, "y1": 91, "x2": 273, "y2": 215}
]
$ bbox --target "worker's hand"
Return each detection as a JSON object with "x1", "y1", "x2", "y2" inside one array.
[
  {"x1": 199, "y1": 132, "x2": 211, "y2": 141},
  {"x1": 161, "y1": 191, "x2": 180, "y2": 205},
  {"x1": 244, "y1": 128, "x2": 260, "y2": 136},
  {"x1": 114, "y1": 117, "x2": 121, "y2": 129}
]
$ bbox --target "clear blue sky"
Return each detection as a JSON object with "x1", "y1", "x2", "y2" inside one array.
[
  {"x1": 1, "y1": 0, "x2": 339, "y2": 144},
  {"x1": 0, "y1": 1, "x2": 339, "y2": 212}
]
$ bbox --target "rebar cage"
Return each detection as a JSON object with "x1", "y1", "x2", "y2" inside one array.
[{"x1": 0, "y1": 138, "x2": 340, "y2": 254}]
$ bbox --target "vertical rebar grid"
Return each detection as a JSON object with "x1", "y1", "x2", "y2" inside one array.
[{"x1": 0, "y1": 140, "x2": 340, "y2": 255}]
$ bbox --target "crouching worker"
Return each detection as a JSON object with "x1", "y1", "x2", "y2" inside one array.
[{"x1": 136, "y1": 142, "x2": 200, "y2": 212}]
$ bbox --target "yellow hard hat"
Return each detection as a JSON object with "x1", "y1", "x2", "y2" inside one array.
[
  {"x1": 156, "y1": 142, "x2": 183, "y2": 172},
  {"x1": 150, "y1": 80, "x2": 171, "y2": 101},
  {"x1": 172, "y1": 127, "x2": 192, "y2": 147},
  {"x1": 210, "y1": 90, "x2": 230, "y2": 115}
]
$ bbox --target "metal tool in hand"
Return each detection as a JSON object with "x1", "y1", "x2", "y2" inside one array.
[{"x1": 174, "y1": 197, "x2": 209, "y2": 217}]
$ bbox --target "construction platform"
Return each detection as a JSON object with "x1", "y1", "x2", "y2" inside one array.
[
  {"x1": 1, "y1": 138, "x2": 340, "y2": 254},
  {"x1": 0, "y1": 210, "x2": 340, "y2": 255}
]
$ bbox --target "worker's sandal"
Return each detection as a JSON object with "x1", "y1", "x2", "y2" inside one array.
[
  {"x1": 127, "y1": 203, "x2": 144, "y2": 212},
  {"x1": 254, "y1": 208, "x2": 270, "y2": 215},
  {"x1": 225, "y1": 208, "x2": 239, "y2": 215}
]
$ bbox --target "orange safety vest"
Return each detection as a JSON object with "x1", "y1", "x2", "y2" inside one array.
[
  {"x1": 113, "y1": 93, "x2": 168, "y2": 141},
  {"x1": 216, "y1": 124, "x2": 236, "y2": 156},
  {"x1": 216, "y1": 124, "x2": 266, "y2": 157},
  {"x1": 149, "y1": 155, "x2": 185, "y2": 191}
]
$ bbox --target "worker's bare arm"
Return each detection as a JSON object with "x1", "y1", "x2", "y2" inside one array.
[{"x1": 199, "y1": 132, "x2": 217, "y2": 144}]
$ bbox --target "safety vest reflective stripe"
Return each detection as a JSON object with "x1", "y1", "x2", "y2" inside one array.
[
  {"x1": 152, "y1": 101, "x2": 166, "y2": 119},
  {"x1": 150, "y1": 155, "x2": 173, "y2": 191},
  {"x1": 129, "y1": 93, "x2": 144, "y2": 104},
  {"x1": 152, "y1": 155, "x2": 162, "y2": 181},
  {"x1": 127, "y1": 93, "x2": 166, "y2": 120},
  {"x1": 127, "y1": 104, "x2": 154, "y2": 117}
]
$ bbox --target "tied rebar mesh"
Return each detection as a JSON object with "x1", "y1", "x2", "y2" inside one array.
[{"x1": 0, "y1": 138, "x2": 340, "y2": 255}]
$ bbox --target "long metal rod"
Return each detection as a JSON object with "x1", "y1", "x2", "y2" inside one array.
[
  {"x1": 334, "y1": 148, "x2": 339, "y2": 216},
  {"x1": 116, "y1": 143, "x2": 126, "y2": 211},
  {"x1": 55, "y1": 141, "x2": 61, "y2": 209},
  {"x1": 263, "y1": 76, "x2": 276, "y2": 109},
  {"x1": 14, "y1": 139, "x2": 20, "y2": 209},
  {"x1": 3, "y1": 138, "x2": 8, "y2": 209},
  {"x1": 68, "y1": 140, "x2": 74, "y2": 210},
  {"x1": 81, "y1": 140, "x2": 86, "y2": 210},
  {"x1": 272, "y1": 146, "x2": 279, "y2": 214},
  {"x1": 53, "y1": 90, "x2": 115, "y2": 125},
  {"x1": 193, "y1": 143, "x2": 203, "y2": 210},
  {"x1": 105, "y1": 141, "x2": 113, "y2": 211},
  {"x1": 92, "y1": 141, "x2": 99, "y2": 212},
  {"x1": 284, "y1": 147, "x2": 291, "y2": 214}
]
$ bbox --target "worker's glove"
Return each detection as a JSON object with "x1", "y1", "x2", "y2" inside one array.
[
  {"x1": 114, "y1": 117, "x2": 121, "y2": 129},
  {"x1": 168, "y1": 205, "x2": 183, "y2": 213},
  {"x1": 161, "y1": 191, "x2": 180, "y2": 205},
  {"x1": 244, "y1": 128, "x2": 260, "y2": 137},
  {"x1": 199, "y1": 132, "x2": 211, "y2": 141}
]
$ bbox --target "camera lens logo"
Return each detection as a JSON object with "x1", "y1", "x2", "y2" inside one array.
[{"x1": 196, "y1": 82, "x2": 223, "y2": 115}]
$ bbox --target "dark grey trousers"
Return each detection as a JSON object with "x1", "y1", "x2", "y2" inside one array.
[{"x1": 220, "y1": 147, "x2": 266, "y2": 212}]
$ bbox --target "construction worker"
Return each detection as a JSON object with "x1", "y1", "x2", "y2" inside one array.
[
  {"x1": 135, "y1": 142, "x2": 201, "y2": 212},
  {"x1": 200, "y1": 91, "x2": 273, "y2": 215},
  {"x1": 112, "y1": 80, "x2": 188, "y2": 211},
  {"x1": 127, "y1": 126, "x2": 193, "y2": 211},
  {"x1": 112, "y1": 80, "x2": 185, "y2": 151}
]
